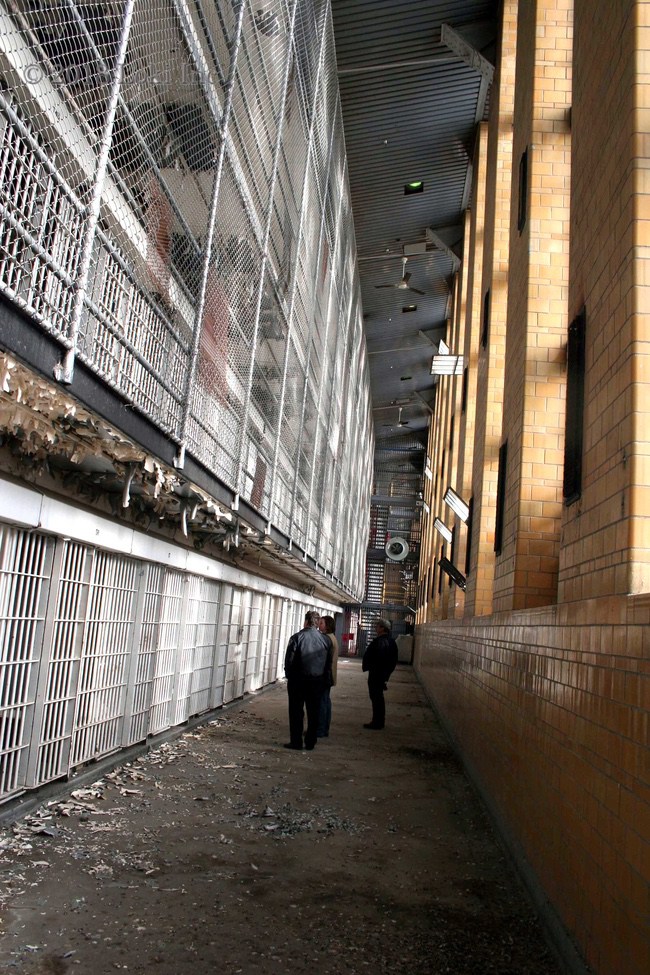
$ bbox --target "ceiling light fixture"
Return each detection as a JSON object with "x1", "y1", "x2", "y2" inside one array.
[
  {"x1": 431, "y1": 354, "x2": 463, "y2": 376},
  {"x1": 402, "y1": 304, "x2": 417, "y2": 313},
  {"x1": 404, "y1": 180, "x2": 424, "y2": 195},
  {"x1": 433, "y1": 518, "x2": 453, "y2": 543},
  {"x1": 443, "y1": 486, "x2": 470, "y2": 522}
]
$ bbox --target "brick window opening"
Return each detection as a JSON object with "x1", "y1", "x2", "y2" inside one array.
[
  {"x1": 481, "y1": 288, "x2": 491, "y2": 349},
  {"x1": 449, "y1": 526, "x2": 457, "y2": 587},
  {"x1": 563, "y1": 307, "x2": 586, "y2": 505},
  {"x1": 464, "y1": 496, "x2": 474, "y2": 575},
  {"x1": 494, "y1": 440, "x2": 508, "y2": 555},
  {"x1": 517, "y1": 147, "x2": 529, "y2": 233}
]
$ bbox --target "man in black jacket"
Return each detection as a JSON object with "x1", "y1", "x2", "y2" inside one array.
[
  {"x1": 284, "y1": 611, "x2": 333, "y2": 750},
  {"x1": 361, "y1": 618, "x2": 398, "y2": 730}
]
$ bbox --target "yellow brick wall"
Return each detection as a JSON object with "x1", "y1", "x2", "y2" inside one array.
[
  {"x1": 493, "y1": 0, "x2": 572, "y2": 611},
  {"x1": 560, "y1": 0, "x2": 650, "y2": 600},
  {"x1": 464, "y1": 0, "x2": 517, "y2": 617},
  {"x1": 416, "y1": 598, "x2": 649, "y2": 975},
  {"x1": 416, "y1": 4, "x2": 650, "y2": 975},
  {"x1": 451, "y1": 125, "x2": 488, "y2": 618}
]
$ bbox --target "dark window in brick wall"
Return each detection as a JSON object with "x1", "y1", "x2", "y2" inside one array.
[
  {"x1": 494, "y1": 440, "x2": 508, "y2": 555},
  {"x1": 563, "y1": 307, "x2": 586, "y2": 505}
]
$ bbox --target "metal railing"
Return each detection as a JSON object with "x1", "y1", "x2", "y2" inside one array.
[{"x1": 0, "y1": 0, "x2": 372, "y2": 598}]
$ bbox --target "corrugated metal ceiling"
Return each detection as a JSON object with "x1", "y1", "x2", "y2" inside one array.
[{"x1": 331, "y1": 0, "x2": 498, "y2": 445}]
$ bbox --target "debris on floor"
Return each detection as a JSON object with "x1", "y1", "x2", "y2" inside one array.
[{"x1": 0, "y1": 663, "x2": 562, "y2": 975}]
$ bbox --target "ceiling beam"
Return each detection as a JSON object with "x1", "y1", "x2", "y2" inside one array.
[
  {"x1": 338, "y1": 54, "x2": 456, "y2": 76},
  {"x1": 368, "y1": 343, "x2": 436, "y2": 356},
  {"x1": 413, "y1": 390, "x2": 435, "y2": 414},
  {"x1": 417, "y1": 329, "x2": 441, "y2": 346},
  {"x1": 440, "y1": 24, "x2": 495, "y2": 83},
  {"x1": 438, "y1": 25, "x2": 496, "y2": 210},
  {"x1": 425, "y1": 228, "x2": 461, "y2": 270},
  {"x1": 371, "y1": 496, "x2": 421, "y2": 507}
]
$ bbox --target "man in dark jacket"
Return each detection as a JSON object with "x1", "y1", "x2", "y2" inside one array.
[
  {"x1": 284, "y1": 610, "x2": 333, "y2": 750},
  {"x1": 361, "y1": 618, "x2": 398, "y2": 730}
]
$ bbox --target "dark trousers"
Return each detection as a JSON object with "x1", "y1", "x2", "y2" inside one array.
[
  {"x1": 287, "y1": 677, "x2": 325, "y2": 748},
  {"x1": 368, "y1": 675, "x2": 386, "y2": 728},
  {"x1": 317, "y1": 687, "x2": 332, "y2": 737}
]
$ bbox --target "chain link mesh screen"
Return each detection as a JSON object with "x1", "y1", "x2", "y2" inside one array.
[{"x1": 0, "y1": 0, "x2": 373, "y2": 596}]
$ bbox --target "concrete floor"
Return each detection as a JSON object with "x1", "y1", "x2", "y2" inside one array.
[{"x1": 0, "y1": 659, "x2": 563, "y2": 975}]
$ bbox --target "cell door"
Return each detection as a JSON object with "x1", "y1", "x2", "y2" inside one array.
[
  {"x1": 70, "y1": 550, "x2": 139, "y2": 767},
  {"x1": 0, "y1": 526, "x2": 54, "y2": 801}
]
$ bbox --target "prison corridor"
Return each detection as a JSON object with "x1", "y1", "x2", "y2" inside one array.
[{"x1": 0, "y1": 660, "x2": 564, "y2": 975}]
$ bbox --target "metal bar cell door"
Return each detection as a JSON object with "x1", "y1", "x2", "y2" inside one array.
[
  {"x1": 69, "y1": 550, "x2": 139, "y2": 767},
  {"x1": 0, "y1": 526, "x2": 54, "y2": 802}
]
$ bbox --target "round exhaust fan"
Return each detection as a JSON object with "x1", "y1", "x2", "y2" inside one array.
[{"x1": 385, "y1": 537, "x2": 410, "y2": 562}]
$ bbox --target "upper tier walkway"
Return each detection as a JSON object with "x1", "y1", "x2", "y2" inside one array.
[{"x1": 0, "y1": 659, "x2": 562, "y2": 975}]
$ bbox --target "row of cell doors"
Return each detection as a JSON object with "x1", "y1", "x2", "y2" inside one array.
[{"x1": 0, "y1": 524, "x2": 310, "y2": 804}]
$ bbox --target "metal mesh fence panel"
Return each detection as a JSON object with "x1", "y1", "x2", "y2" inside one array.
[
  {"x1": 292, "y1": 0, "x2": 327, "y2": 136},
  {"x1": 273, "y1": 331, "x2": 306, "y2": 532},
  {"x1": 0, "y1": 86, "x2": 84, "y2": 341},
  {"x1": 238, "y1": 273, "x2": 286, "y2": 513},
  {"x1": 0, "y1": 0, "x2": 375, "y2": 598},
  {"x1": 228, "y1": 3, "x2": 288, "y2": 228},
  {"x1": 80, "y1": 0, "x2": 220, "y2": 435},
  {"x1": 186, "y1": 156, "x2": 262, "y2": 486},
  {"x1": 0, "y1": 526, "x2": 52, "y2": 798},
  {"x1": 268, "y1": 73, "x2": 306, "y2": 296}
]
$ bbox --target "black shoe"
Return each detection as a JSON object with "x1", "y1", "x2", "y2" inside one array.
[
  {"x1": 283, "y1": 743, "x2": 302, "y2": 749},
  {"x1": 363, "y1": 723, "x2": 383, "y2": 730},
  {"x1": 304, "y1": 742, "x2": 315, "y2": 750}
]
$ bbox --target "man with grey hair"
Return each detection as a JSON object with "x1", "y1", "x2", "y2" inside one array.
[
  {"x1": 284, "y1": 610, "x2": 333, "y2": 750},
  {"x1": 361, "y1": 618, "x2": 398, "y2": 730}
]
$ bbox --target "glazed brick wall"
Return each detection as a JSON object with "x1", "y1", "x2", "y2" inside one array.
[
  {"x1": 419, "y1": 251, "x2": 471, "y2": 622},
  {"x1": 421, "y1": 308, "x2": 451, "y2": 620},
  {"x1": 493, "y1": 0, "x2": 572, "y2": 612},
  {"x1": 415, "y1": 600, "x2": 649, "y2": 975},
  {"x1": 446, "y1": 236, "x2": 469, "y2": 618},
  {"x1": 464, "y1": 0, "x2": 517, "y2": 617},
  {"x1": 452, "y1": 124, "x2": 488, "y2": 619},
  {"x1": 561, "y1": 0, "x2": 650, "y2": 600}
]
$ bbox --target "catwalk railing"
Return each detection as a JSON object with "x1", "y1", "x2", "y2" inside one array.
[
  {"x1": 0, "y1": 0, "x2": 372, "y2": 598},
  {"x1": 0, "y1": 518, "x2": 322, "y2": 804}
]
